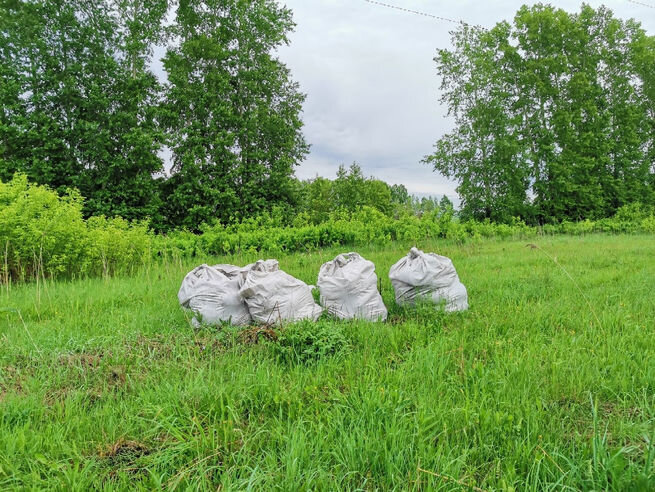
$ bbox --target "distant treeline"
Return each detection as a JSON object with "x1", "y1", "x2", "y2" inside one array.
[
  {"x1": 1, "y1": 1, "x2": 653, "y2": 230},
  {"x1": 289, "y1": 164, "x2": 454, "y2": 225}
]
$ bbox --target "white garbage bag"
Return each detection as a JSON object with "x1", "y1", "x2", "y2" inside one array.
[
  {"x1": 178, "y1": 264, "x2": 252, "y2": 327},
  {"x1": 389, "y1": 247, "x2": 468, "y2": 312},
  {"x1": 317, "y1": 252, "x2": 387, "y2": 321},
  {"x1": 239, "y1": 259, "x2": 323, "y2": 324},
  {"x1": 213, "y1": 264, "x2": 242, "y2": 278},
  {"x1": 214, "y1": 263, "x2": 251, "y2": 288}
]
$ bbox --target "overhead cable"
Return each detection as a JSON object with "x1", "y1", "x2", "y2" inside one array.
[
  {"x1": 627, "y1": 0, "x2": 655, "y2": 9},
  {"x1": 362, "y1": 0, "x2": 472, "y2": 27}
]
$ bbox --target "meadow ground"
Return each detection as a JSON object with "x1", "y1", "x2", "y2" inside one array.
[{"x1": 0, "y1": 235, "x2": 654, "y2": 490}]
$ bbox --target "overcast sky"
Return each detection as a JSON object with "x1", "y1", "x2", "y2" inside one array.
[{"x1": 275, "y1": 0, "x2": 655, "y2": 199}]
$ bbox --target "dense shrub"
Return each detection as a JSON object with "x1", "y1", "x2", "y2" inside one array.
[
  {"x1": 0, "y1": 174, "x2": 87, "y2": 280},
  {"x1": 1, "y1": 174, "x2": 654, "y2": 283},
  {"x1": 0, "y1": 175, "x2": 153, "y2": 281},
  {"x1": 159, "y1": 204, "x2": 655, "y2": 259},
  {"x1": 85, "y1": 216, "x2": 153, "y2": 277},
  {"x1": 179, "y1": 206, "x2": 533, "y2": 257}
]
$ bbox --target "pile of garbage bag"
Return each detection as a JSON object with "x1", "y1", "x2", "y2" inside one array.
[{"x1": 178, "y1": 248, "x2": 467, "y2": 326}]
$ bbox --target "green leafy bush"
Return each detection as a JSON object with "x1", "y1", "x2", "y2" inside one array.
[
  {"x1": 85, "y1": 216, "x2": 153, "y2": 277},
  {"x1": 154, "y1": 203, "x2": 655, "y2": 260},
  {"x1": 0, "y1": 174, "x2": 87, "y2": 280},
  {"x1": 2, "y1": 175, "x2": 654, "y2": 283},
  {"x1": 0, "y1": 175, "x2": 154, "y2": 281}
]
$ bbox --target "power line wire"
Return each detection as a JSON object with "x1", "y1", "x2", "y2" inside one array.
[
  {"x1": 627, "y1": 0, "x2": 655, "y2": 8},
  {"x1": 363, "y1": 0, "x2": 655, "y2": 29},
  {"x1": 362, "y1": 0, "x2": 471, "y2": 27}
]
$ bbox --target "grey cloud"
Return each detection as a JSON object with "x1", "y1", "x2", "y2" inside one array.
[{"x1": 278, "y1": 0, "x2": 655, "y2": 198}]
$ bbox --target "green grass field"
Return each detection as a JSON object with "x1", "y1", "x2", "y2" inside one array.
[{"x1": 1, "y1": 235, "x2": 654, "y2": 490}]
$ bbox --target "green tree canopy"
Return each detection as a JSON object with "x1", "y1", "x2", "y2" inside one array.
[
  {"x1": 0, "y1": 0, "x2": 168, "y2": 221},
  {"x1": 160, "y1": 0, "x2": 309, "y2": 230},
  {"x1": 424, "y1": 3, "x2": 655, "y2": 224}
]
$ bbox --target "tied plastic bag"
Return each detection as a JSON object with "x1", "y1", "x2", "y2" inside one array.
[
  {"x1": 214, "y1": 263, "x2": 251, "y2": 288},
  {"x1": 317, "y1": 252, "x2": 387, "y2": 321},
  {"x1": 178, "y1": 264, "x2": 252, "y2": 327},
  {"x1": 239, "y1": 260, "x2": 323, "y2": 324},
  {"x1": 389, "y1": 247, "x2": 468, "y2": 312},
  {"x1": 213, "y1": 264, "x2": 242, "y2": 279}
]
